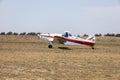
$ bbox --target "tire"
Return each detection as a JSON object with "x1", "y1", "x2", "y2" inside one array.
[
  {"x1": 92, "y1": 47, "x2": 94, "y2": 49},
  {"x1": 48, "y1": 45, "x2": 53, "y2": 48}
]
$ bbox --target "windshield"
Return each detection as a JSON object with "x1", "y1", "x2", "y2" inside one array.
[{"x1": 62, "y1": 32, "x2": 72, "y2": 37}]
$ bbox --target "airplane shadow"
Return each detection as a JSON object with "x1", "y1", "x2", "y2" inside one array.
[{"x1": 58, "y1": 47, "x2": 72, "y2": 50}]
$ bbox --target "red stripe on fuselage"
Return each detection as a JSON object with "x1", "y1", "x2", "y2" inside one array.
[{"x1": 55, "y1": 36, "x2": 95, "y2": 47}]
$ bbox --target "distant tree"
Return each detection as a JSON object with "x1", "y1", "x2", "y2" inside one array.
[
  {"x1": 115, "y1": 34, "x2": 120, "y2": 37},
  {"x1": 37, "y1": 32, "x2": 41, "y2": 35},
  {"x1": 20, "y1": 32, "x2": 26, "y2": 35},
  {"x1": 104, "y1": 33, "x2": 110, "y2": 36},
  {"x1": 104, "y1": 33, "x2": 108, "y2": 36},
  {"x1": 111, "y1": 34, "x2": 115, "y2": 37},
  {"x1": 95, "y1": 34, "x2": 99, "y2": 37},
  {"x1": 6, "y1": 32, "x2": 13, "y2": 35},
  {"x1": 27, "y1": 32, "x2": 37, "y2": 35},
  {"x1": 77, "y1": 35, "x2": 81, "y2": 37},
  {"x1": 83, "y1": 34, "x2": 88, "y2": 37},
  {"x1": 104, "y1": 33, "x2": 115, "y2": 37},
  {"x1": 0, "y1": 32, "x2": 6, "y2": 35},
  {"x1": 95, "y1": 33, "x2": 102, "y2": 37},
  {"x1": 13, "y1": 32, "x2": 18, "y2": 35}
]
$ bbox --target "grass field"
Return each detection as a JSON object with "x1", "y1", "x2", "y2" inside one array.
[{"x1": 0, "y1": 35, "x2": 120, "y2": 80}]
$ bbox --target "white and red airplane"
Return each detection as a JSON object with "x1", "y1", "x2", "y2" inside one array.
[{"x1": 38, "y1": 31, "x2": 96, "y2": 49}]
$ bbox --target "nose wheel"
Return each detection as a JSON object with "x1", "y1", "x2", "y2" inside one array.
[{"x1": 48, "y1": 44, "x2": 53, "y2": 48}]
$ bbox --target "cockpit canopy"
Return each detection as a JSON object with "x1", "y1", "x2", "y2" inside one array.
[{"x1": 62, "y1": 31, "x2": 72, "y2": 37}]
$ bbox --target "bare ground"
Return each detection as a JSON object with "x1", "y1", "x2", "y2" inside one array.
[{"x1": 0, "y1": 35, "x2": 120, "y2": 80}]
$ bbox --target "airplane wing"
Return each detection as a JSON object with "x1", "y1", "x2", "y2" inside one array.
[{"x1": 38, "y1": 34, "x2": 54, "y2": 41}]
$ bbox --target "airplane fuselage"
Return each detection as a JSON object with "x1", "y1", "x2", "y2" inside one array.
[{"x1": 38, "y1": 31, "x2": 96, "y2": 49}]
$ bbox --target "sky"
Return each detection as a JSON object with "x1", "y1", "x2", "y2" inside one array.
[{"x1": 0, "y1": 0, "x2": 120, "y2": 35}]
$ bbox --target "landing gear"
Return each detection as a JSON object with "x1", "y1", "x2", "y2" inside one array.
[
  {"x1": 92, "y1": 47, "x2": 95, "y2": 49},
  {"x1": 48, "y1": 41, "x2": 53, "y2": 48},
  {"x1": 48, "y1": 44, "x2": 53, "y2": 48}
]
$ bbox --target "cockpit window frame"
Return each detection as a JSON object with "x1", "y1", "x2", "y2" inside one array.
[{"x1": 62, "y1": 32, "x2": 72, "y2": 37}]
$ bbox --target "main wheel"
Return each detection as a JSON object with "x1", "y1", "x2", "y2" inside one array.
[
  {"x1": 92, "y1": 47, "x2": 94, "y2": 49},
  {"x1": 48, "y1": 44, "x2": 53, "y2": 48}
]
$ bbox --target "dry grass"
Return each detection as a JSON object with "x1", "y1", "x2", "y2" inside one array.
[{"x1": 0, "y1": 35, "x2": 120, "y2": 80}]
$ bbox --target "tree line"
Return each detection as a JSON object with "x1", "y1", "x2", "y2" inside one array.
[
  {"x1": 0, "y1": 32, "x2": 120, "y2": 37},
  {"x1": 78, "y1": 33, "x2": 120, "y2": 37},
  {"x1": 77, "y1": 33, "x2": 120, "y2": 37},
  {"x1": 0, "y1": 32, "x2": 41, "y2": 35},
  {"x1": 95, "y1": 33, "x2": 120, "y2": 37}
]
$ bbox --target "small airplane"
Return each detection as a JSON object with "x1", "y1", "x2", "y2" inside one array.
[{"x1": 38, "y1": 31, "x2": 96, "y2": 49}]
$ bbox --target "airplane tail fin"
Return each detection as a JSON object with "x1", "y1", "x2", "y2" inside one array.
[{"x1": 86, "y1": 36, "x2": 96, "y2": 43}]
